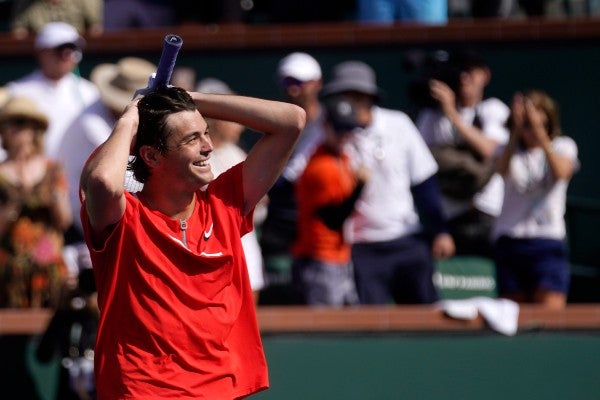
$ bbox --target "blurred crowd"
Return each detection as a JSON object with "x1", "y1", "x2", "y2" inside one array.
[
  {"x1": 0, "y1": 20, "x2": 580, "y2": 312},
  {"x1": 0, "y1": 12, "x2": 585, "y2": 398},
  {"x1": 0, "y1": 0, "x2": 599, "y2": 38}
]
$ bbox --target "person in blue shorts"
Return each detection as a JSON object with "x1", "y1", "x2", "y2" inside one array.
[{"x1": 492, "y1": 90, "x2": 579, "y2": 309}]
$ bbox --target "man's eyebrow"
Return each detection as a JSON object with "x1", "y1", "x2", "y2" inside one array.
[
  {"x1": 178, "y1": 126, "x2": 208, "y2": 143},
  {"x1": 180, "y1": 131, "x2": 201, "y2": 142}
]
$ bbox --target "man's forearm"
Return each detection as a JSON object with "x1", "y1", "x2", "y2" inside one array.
[{"x1": 190, "y1": 92, "x2": 305, "y2": 137}]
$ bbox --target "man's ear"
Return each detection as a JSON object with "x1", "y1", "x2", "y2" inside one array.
[{"x1": 139, "y1": 145, "x2": 161, "y2": 168}]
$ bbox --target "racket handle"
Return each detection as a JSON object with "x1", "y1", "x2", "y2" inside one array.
[{"x1": 150, "y1": 34, "x2": 183, "y2": 90}]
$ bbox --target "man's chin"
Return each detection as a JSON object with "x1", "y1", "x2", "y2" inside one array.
[{"x1": 195, "y1": 170, "x2": 214, "y2": 185}]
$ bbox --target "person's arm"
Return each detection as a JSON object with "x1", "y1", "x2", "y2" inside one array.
[
  {"x1": 411, "y1": 175, "x2": 455, "y2": 259},
  {"x1": 429, "y1": 79, "x2": 499, "y2": 159},
  {"x1": 496, "y1": 93, "x2": 523, "y2": 176},
  {"x1": 316, "y1": 180, "x2": 366, "y2": 230},
  {"x1": 411, "y1": 176, "x2": 447, "y2": 236},
  {"x1": 49, "y1": 163, "x2": 73, "y2": 232},
  {"x1": 524, "y1": 99, "x2": 575, "y2": 181},
  {"x1": 80, "y1": 99, "x2": 139, "y2": 235},
  {"x1": 495, "y1": 130, "x2": 519, "y2": 176},
  {"x1": 189, "y1": 92, "x2": 305, "y2": 215}
]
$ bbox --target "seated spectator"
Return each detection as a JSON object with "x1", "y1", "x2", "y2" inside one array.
[
  {"x1": 357, "y1": 0, "x2": 448, "y2": 24},
  {"x1": 292, "y1": 96, "x2": 368, "y2": 307},
  {"x1": 0, "y1": 95, "x2": 72, "y2": 309},
  {"x1": 469, "y1": 0, "x2": 516, "y2": 18},
  {"x1": 174, "y1": 0, "x2": 249, "y2": 25},
  {"x1": 10, "y1": 0, "x2": 103, "y2": 39},
  {"x1": 103, "y1": 0, "x2": 176, "y2": 31},
  {"x1": 493, "y1": 90, "x2": 579, "y2": 310},
  {"x1": 261, "y1": 0, "x2": 356, "y2": 23}
]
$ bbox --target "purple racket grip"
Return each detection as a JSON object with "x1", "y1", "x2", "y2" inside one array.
[{"x1": 150, "y1": 34, "x2": 183, "y2": 90}]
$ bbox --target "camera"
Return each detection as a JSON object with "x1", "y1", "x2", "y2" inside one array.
[
  {"x1": 404, "y1": 49, "x2": 461, "y2": 110},
  {"x1": 404, "y1": 48, "x2": 487, "y2": 111}
]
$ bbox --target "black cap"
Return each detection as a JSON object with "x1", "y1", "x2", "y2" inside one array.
[
  {"x1": 450, "y1": 49, "x2": 488, "y2": 72},
  {"x1": 323, "y1": 96, "x2": 362, "y2": 134}
]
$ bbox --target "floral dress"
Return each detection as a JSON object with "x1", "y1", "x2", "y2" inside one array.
[{"x1": 0, "y1": 161, "x2": 69, "y2": 308}]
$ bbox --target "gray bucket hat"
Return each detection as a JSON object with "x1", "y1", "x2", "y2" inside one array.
[{"x1": 320, "y1": 61, "x2": 383, "y2": 101}]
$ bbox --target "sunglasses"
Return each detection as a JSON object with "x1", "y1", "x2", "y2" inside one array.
[
  {"x1": 54, "y1": 43, "x2": 83, "y2": 62},
  {"x1": 281, "y1": 77, "x2": 306, "y2": 88},
  {"x1": 1, "y1": 117, "x2": 38, "y2": 129}
]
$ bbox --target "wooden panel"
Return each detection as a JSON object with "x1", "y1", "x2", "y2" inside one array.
[
  {"x1": 1, "y1": 18, "x2": 600, "y2": 56},
  {"x1": 2, "y1": 304, "x2": 599, "y2": 335}
]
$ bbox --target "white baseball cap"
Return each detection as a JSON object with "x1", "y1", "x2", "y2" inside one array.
[
  {"x1": 35, "y1": 22, "x2": 85, "y2": 50},
  {"x1": 277, "y1": 52, "x2": 322, "y2": 83}
]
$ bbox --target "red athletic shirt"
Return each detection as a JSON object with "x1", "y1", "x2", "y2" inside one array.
[
  {"x1": 293, "y1": 145, "x2": 357, "y2": 263},
  {"x1": 81, "y1": 163, "x2": 268, "y2": 399}
]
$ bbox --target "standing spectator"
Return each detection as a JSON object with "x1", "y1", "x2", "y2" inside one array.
[
  {"x1": 6, "y1": 21, "x2": 100, "y2": 160},
  {"x1": 493, "y1": 90, "x2": 579, "y2": 309},
  {"x1": 56, "y1": 56, "x2": 157, "y2": 276},
  {"x1": 58, "y1": 57, "x2": 156, "y2": 234},
  {"x1": 357, "y1": 0, "x2": 448, "y2": 24},
  {"x1": 0, "y1": 95, "x2": 72, "y2": 309},
  {"x1": 321, "y1": 61, "x2": 455, "y2": 305},
  {"x1": 80, "y1": 86, "x2": 304, "y2": 399},
  {"x1": 260, "y1": 52, "x2": 325, "y2": 302},
  {"x1": 416, "y1": 50, "x2": 510, "y2": 257},
  {"x1": 10, "y1": 0, "x2": 103, "y2": 39},
  {"x1": 292, "y1": 96, "x2": 367, "y2": 307},
  {"x1": 196, "y1": 77, "x2": 267, "y2": 304}
]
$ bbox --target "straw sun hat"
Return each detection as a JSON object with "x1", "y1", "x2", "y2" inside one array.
[
  {"x1": 91, "y1": 57, "x2": 157, "y2": 113},
  {"x1": 0, "y1": 96, "x2": 49, "y2": 131}
]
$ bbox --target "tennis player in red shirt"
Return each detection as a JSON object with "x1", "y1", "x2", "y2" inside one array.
[{"x1": 80, "y1": 86, "x2": 304, "y2": 399}]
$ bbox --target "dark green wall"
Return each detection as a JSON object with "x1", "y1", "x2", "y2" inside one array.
[
  {"x1": 24, "y1": 331, "x2": 600, "y2": 400},
  {"x1": 254, "y1": 332, "x2": 600, "y2": 400},
  {"x1": 2, "y1": 41, "x2": 599, "y2": 201},
  {"x1": 2, "y1": 39, "x2": 600, "y2": 271}
]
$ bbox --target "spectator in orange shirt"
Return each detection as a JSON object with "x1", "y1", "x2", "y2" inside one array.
[{"x1": 292, "y1": 96, "x2": 369, "y2": 306}]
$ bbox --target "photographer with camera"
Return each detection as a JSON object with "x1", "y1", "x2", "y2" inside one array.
[{"x1": 415, "y1": 49, "x2": 510, "y2": 257}]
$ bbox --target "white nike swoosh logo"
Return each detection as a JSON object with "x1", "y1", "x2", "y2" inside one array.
[
  {"x1": 203, "y1": 223, "x2": 214, "y2": 240},
  {"x1": 200, "y1": 251, "x2": 223, "y2": 257}
]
